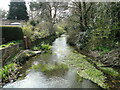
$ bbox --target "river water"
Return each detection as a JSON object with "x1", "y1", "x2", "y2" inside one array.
[{"x1": 3, "y1": 34, "x2": 100, "y2": 88}]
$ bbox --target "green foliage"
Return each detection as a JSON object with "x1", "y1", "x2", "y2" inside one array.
[
  {"x1": 32, "y1": 46, "x2": 41, "y2": 51},
  {"x1": 100, "y1": 67, "x2": 120, "y2": 78},
  {"x1": 94, "y1": 46, "x2": 111, "y2": 55},
  {"x1": 40, "y1": 44, "x2": 51, "y2": 52},
  {"x1": 1, "y1": 26, "x2": 23, "y2": 44},
  {"x1": 0, "y1": 63, "x2": 20, "y2": 79},
  {"x1": 7, "y1": 1, "x2": 29, "y2": 20},
  {"x1": 67, "y1": 2, "x2": 120, "y2": 51},
  {"x1": 67, "y1": 30, "x2": 79, "y2": 46},
  {"x1": 30, "y1": 20, "x2": 37, "y2": 26},
  {"x1": 22, "y1": 22, "x2": 52, "y2": 41},
  {"x1": 32, "y1": 43, "x2": 51, "y2": 53},
  {"x1": 22, "y1": 23, "x2": 33, "y2": 38},
  {"x1": 54, "y1": 25, "x2": 66, "y2": 36},
  {"x1": 0, "y1": 40, "x2": 22, "y2": 49}
]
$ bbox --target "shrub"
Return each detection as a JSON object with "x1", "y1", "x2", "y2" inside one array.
[
  {"x1": 54, "y1": 25, "x2": 66, "y2": 36},
  {"x1": 22, "y1": 25, "x2": 33, "y2": 38},
  {"x1": 30, "y1": 20, "x2": 37, "y2": 26},
  {"x1": 1, "y1": 26, "x2": 23, "y2": 44},
  {"x1": 32, "y1": 43, "x2": 51, "y2": 53},
  {"x1": 0, "y1": 63, "x2": 20, "y2": 80},
  {"x1": 41, "y1": 43, "x2": 51, "y2": 52}
]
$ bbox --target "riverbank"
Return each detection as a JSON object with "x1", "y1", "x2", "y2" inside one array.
[
  {"x1": 3, "y1": 34, "x2": 102, "y2": 88},
  {"x1": 0, "y1": 34, "x2": 59, "y2": 87},
  {"x1": 2, "y1": 34, "x2": 119, "y2": 89},
  {"x1": 67, "y1": 38, "x2": 120, "y2": 89},
  {"x1": 63, "y1": 50, "x2": 108, "y2": 89}
]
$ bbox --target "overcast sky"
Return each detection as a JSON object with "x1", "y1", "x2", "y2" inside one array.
[{"x1": 0, "y1": 0, "x2": 119, "y2": 11}]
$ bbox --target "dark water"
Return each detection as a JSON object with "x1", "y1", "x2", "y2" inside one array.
[{"x1": 3, "y1": 34, "x2": 100, "y2": 88}]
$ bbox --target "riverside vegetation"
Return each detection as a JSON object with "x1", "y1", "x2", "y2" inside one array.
[
  {"x1": 1, "y1": 1, "x2": 120, "y2": 89},
  {"x1": 0, "y1": 20, "x2": 66, "y2": 87}
]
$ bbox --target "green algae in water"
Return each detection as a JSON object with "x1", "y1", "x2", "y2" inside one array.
[{"x1": 30, "y1": 63, "x2": 69, "y2": 77}]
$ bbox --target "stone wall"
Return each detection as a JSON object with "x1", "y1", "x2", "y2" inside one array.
[{"x1": 0, "y1": 43, "x2": 24, "y2": 65}]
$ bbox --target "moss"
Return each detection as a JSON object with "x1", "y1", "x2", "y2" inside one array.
[
  {"x1": 30, "y1": 63, "x2": 69, "y2": 77},
  {"x1": 64, "y1": 51, "x2": 108, "y2": 89}
]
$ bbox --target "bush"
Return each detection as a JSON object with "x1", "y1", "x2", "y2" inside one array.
[
  {"x1": 54, "y1": 25, "x2": 66, "y2": 35},
  {"x1": 0, "y1": 63, "x2": 21, "y2": 85},
  {"x1": 1, "y1": 26, "x2": 23, "y2": 44},
  {"x1": 22, "y1": 25, "x2": 33, "y2": 38},
  {"x1": 30, "y1": 20, "x2": 37, "y2": 26},
  {"x1": 32, "y1": 43, "x2": 51, "y2": 53},
  {"x1": 41, "y1": 43, "x2": 51, "y2": 52}
]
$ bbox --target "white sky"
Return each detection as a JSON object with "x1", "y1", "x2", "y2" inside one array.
[
  {"x1": 0, "y1": 0, "x2": 31, "y2": 11},
  {"x1": 0, "y1": 0, "x2": 119, "y2": 11}
]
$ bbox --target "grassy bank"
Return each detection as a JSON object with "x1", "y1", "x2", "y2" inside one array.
[
  {"x1": 1, "y1": 34, "x2": 60, "y2": 86},
  {"x1": 63, "y1": 50, "x2": 109, "y2": 89},
  {"x1": 63, "y1": 47, "x2": 120, "y2": 89}
]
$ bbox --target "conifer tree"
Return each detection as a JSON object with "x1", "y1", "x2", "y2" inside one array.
[{"x1": 7, "y1": 0, "x2": 29, "y2": 20}]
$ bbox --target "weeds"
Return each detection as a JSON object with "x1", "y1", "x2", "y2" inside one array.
[{"x1": 0, "y1": 63, "x2": 21, "y2": 85}]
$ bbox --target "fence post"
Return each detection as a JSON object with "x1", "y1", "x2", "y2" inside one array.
[{"x1": 23, "y1": 36, "x2": 31, "y2": 49}]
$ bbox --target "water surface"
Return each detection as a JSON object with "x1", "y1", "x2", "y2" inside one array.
[{"x1": 3, "y1": 34, "x2": 100, "y2": 88}]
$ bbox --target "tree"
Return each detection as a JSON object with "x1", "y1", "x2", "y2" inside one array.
[
  {"x1": 7, "y1": 0, "x2": 29, "y2": 20},
  {"x1": 0, "y1": 9, "x2": 8, "y2": 19},
  {"x1": 30, "y1": 2, "x2": 68, "y2": 23},
  {"x1": 29, "y1": 1, "x2": 68, "y2": 35},
  {"x1": 67, "y1": 1, "x2": 120, "y2": 50}
]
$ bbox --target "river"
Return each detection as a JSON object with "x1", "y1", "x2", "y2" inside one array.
[{"x1": 3, "y1": 34, "x2": 101, "y2": 88}]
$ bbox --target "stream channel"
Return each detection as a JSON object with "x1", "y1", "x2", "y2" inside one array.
[{"x1": 3, "y1": 34, "x2": 101, "y2": 88}]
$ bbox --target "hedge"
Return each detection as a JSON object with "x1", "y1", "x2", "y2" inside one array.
[{"x1": 0, "y1": 26, "x2": 23, "y2": 44}]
